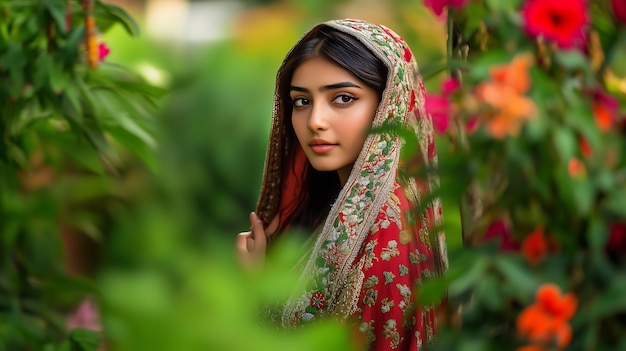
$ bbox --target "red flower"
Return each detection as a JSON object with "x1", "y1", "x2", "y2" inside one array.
[
  {"x1": 612, "y1": 0, "x2": 626, "y2": 23},
  {"x1": 578, "y1": 136, "x2": 592, "y2": 159},
  {"x1": 522, "y1": 0, "x2": 588, "y2": 49},
  {"x1": 423, "y1": 0, "x2": 471, "y2": 17},
  {"x1": 483, "y1": 219, "x2": 520, "y2": 251},
  {"x1": 310, "y1": 292, "x2": 327, "y2": 309},
  {"x1": 521, "y1": 227, "x2": 548, "y2": 265},
  {"x1": 606, "y1": 221, "x2": 626, "y2": 257}
]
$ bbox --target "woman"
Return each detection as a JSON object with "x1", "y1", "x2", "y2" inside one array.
[{"x1": 236, "y1": 19, "x2": 447, "y2": 350}]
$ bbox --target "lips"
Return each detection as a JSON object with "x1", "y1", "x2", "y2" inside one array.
[{"x1": 309, "y1": 138, "x2": 337, "y2": 153}]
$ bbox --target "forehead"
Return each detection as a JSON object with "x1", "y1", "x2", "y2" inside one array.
[{"x1": 290, "y1": 57, "x2": 358, "y2": 85}]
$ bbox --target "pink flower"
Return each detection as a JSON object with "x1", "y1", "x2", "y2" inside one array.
[
  {"x1": 483, "y1": 219, "x2": 520, "y2": 251},
  {"x1": 66, "y1": 298, "x2": 101, "y2": 331},
  {"x1": 522, "y1": 0, "x2": 588, "y2": 49},
  {"x1": 612, "y1": 0, "x2": 626, "y2": 23},
  {"x1": 424, "y1": 77, "x2": 460, "y2": 134},
  {"x1": 425, "y1": 95, "x2": 451, "y2": 134},
  {"x1": 98, "y1": 42, "x2": 110, "y2": 61},
  {"x1": 442, "y1": 77, "x2": 461, "y2": 95},
  {"x1": 423, "y1": 0, "x2": 471, "y2": 17}
]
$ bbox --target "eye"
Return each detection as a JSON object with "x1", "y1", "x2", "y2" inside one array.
[
  {"x1": 292, "y1": 97, "x2": 310, "y2": 108},
  {"x1": 332, "y1": 94, "x2": 357, "y2": 105}
]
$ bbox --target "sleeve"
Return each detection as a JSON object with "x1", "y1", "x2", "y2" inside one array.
[{"x1": 355, "y1": 203, "x2": 437, "y2": 351}]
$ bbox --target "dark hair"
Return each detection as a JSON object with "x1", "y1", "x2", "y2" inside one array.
[{"x1": 276, "y1": 26, "x2": 388, "y2": 233}]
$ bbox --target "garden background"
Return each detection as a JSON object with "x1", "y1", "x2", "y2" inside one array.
[{"x1": 1, "y1": 0, "x2": 625, "y2": 350}]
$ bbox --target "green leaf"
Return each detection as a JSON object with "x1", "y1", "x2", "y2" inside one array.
[
  {"x1": 107, "y1": 126, "x2": 158, "y2": 171},
  {"x1": 63, "y1": 141, "x2": 105, "y2": 175},
  {"x1": 417, "y1": 277, "x2": 449, "y2": 306},
  {"x1": 579, "y1": 275, "x2": 626, "y2": 321},
  {"x1": 554, "y1": 50, "x2": 590, "y2": 70},
  {"x1": 69, "y1": 328, "x2": 101, "y2": 351},
  {"x1": 475, "y1": 275, "x2": 504, "y2": 312},
  {"x1": 43, "y1": 0, "x2": 68, "y2": 33},
  {"x1": 494, "y1": 255, "x2": 539, "y2": 298},
  {"x1": 552, "y1": 127, "x2": 577, "y2": 162},
  {"x1": 448, "y1": 254, "x2": 489, "y2": 296},
  {"x1": 604, "y1": 186, "x2": 626, "y2": 217},
  {"x1": 571, "y1": 177, "x2": 594, "y2": 216},
  {"x1": 48, "y1": 61, "x2": 66, "y2": 94},
  {"x1": 96, "y1": 1, "x2": 139, "y2": 36},
  {"x1": 62, "y1": 26, "x2": 84, "y2": 64},
  {"x1": 485, "y1": 0, "x2": 523, "y2": 12}
]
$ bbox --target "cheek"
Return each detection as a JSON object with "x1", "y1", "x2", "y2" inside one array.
[
  {"x1": 291, "y1": 114, "x2": 305, "y2": 140},
  {"x1": 341, "y1": 110, "x2": 376, "y2": 148}
]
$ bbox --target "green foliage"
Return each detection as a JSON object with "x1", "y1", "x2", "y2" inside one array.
[
  {"x1": 0, "y1": 0, "x2": 159, "y2": 349},
  {"x1": 422, "y1": 0, "x2": 626, "y2": 350}
]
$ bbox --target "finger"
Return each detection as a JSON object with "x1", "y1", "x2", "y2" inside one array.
[
  {"x1": 249, "y1": 212, "x2": 267, "y2": 250},
  {"x1": 246, "y1": 236, "x2": 255, "y2": 251},
  {"x1": 236, "y1": 231, "x2": 252, "y2": 253}
]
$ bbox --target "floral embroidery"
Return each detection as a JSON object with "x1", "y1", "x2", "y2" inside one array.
[
  {"x1": 399, "y1": 230, "x2": 412, "y2": 245},
  {"x1": 399, "y1": 264, "x2": 409, "y2": 276},
  {"x1": 383, "y1": 319, "x2": 403, "y2": 349},
  {"x1": 415, "y1": 331, "x2": 423, "y2": 349},
  {"x1": 363, "y1": 288, "x2": 378, "y2": 307},
  {"x1": 310, "y1": 292, "x2": 327, "y2": 309},
  {"x1": 364, "y1": 275, "x2": 380, "y2": 288},
  {"x1": 383, "y1": 271, "x2": 396, "y2": 285},
  {"x1": 397, "y1": 284, "x2": 412, "y2": 302},
  {"x1": 359, "y1": 320, "x2": 376, "y2": 345},
  {"x1": 381, "y1": 298, "x2": 395, "y2": 313},
  {"x1": 381, "y1": 240, "x2": 400, "y2": 261}
]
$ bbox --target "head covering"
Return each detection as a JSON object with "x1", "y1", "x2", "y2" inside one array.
[{"x1": 256, "y1": 18, "x2": 447, "y2": 325}]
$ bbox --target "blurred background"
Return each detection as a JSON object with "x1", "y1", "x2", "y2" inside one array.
[{"x1": 0, "y1": 1, "x2": 457, "y2": 350}]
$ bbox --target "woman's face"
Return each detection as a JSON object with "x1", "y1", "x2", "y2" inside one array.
[{"x1": 290, "y1": 57, "x2": 380, "y2": 185}]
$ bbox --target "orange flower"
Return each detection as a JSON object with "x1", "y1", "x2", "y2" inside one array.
[
  {"x1": 567, "y1": 157, "x2": 586, "y2": 177},
  {"x1": 475, "y1": 54, "x2": 537, "y2": 139},
  {"x1": 521, "y1": 227, "x2": 548, "y2": 265},
  {"x1": 593, "y1": 101, "x2": 613, "y2": 131},
  {"x1": 591, "y1": 89, "x2": 618, "y2": 132},
  {"x1": 517, "y1": 284, "x2": 578, "y2": 349}
]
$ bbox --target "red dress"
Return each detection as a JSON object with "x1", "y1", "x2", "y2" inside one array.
[{"x1": 354, "y1": 185, "x2": 438, "y2": 351}]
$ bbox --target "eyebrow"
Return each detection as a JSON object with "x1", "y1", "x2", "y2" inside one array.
[{"x1": 290, "y1": 81, "x2": 362, "y2": 93}]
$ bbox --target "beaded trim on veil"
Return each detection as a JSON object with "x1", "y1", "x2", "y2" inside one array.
[{"x1": 255, "y1": 18, "x2": 447, "y2": 326}]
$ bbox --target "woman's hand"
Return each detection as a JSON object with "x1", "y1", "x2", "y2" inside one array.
[{"x1": 235, "y1": 212, "x2": 267, "y2": 271}]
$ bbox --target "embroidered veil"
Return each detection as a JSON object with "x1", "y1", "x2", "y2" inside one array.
[{"x1": 254, "y1": 18, "x2": 447, "y2": 348}]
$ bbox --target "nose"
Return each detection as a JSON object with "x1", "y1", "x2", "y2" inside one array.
[{"x1": 307, "y1": 101, "x2": 329, "y2": 131}]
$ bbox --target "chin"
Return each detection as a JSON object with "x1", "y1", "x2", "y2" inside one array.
[
  {"x1": 309, "y1": 164, "x2": 337, "y2": 172},
  {"x1": 308, "y1": 160, "x2": 340, "y2": 173}
]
